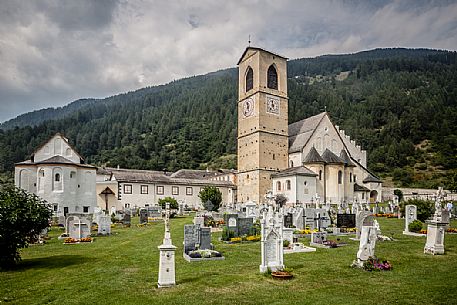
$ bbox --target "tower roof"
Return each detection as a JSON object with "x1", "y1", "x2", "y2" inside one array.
[
  {"x1": 340, "y1": 150, "x2": 356, "y2": 167},
  {"x1": 321, "y1": 149, "x2": 344, "y2": 164},
  {"x1": 303, "y1": 146, "x2": 325, "y2": 164},
  {"x1": 237, "y1": 47, "x2": 288, "y2": 65}
]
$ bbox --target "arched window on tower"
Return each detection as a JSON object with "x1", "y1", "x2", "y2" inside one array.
[
  {"x1": 246, "y1": 67, "x2": 253, "y2": 92},
  {"x1": 267, "y1": 65, "x2": 278, "y2": 89},
  {"x1": 276, "y1": 181, "x2": 281, "y2": 191},
  {"x1": 338, "y1": 170, "x2": 343, "y2": 184},
  {"x1": 286, "y1": 180, "x2": 291, "y2": 190}
]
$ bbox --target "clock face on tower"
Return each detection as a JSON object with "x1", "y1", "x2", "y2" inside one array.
[
  {"x1": 243, "y1": 98, "x2": 254, "y2": 117},
  {"x1": 266, "y1": 96, "x2": 280, "y2": 115}
]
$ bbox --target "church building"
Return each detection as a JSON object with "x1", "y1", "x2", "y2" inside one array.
[
  {"x1": 14, "y1": 133, "x2": 97, "y2": 216},
  {"x1": 236, "y1": 47, "x2": 382, "y2": 205}
]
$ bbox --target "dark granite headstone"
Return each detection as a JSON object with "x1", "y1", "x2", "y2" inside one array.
[
  {"x1": 337, "y1": 213, "x2": 356, "y2": 228},
  {"x1": 199, "y1": 227, "x2": 212, "y2": 250},
  {"x1": 284, "y1": 213, "x2": 293, "y2": 228},
  {"x1": 123, "y1": 210, "x2": 131, "y2": 226},
  {"x1": 184, "y1": 225, "x2": 199, "y2": 254},
  {"x1": 238, "y1": 217, "x2": 254, "y2": 235},
  {"x1": 139, "y1": 208, "x2": 148, "y2": 224}
]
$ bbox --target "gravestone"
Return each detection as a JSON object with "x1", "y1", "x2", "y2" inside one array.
[
  {"x1": 282, "y1": 228, "x2": 295, "y2": 245},
  {"x1": 184, "y1": 225, "x2": 200, "y2": 254},
  {"x1": 304, "y1": 208, "x2": 316, "y2": 229},
  {"x1": 245, "y1": 201, "x2": 257, "y2": 219},
  {"x1": 123, "y1": 210, "x2": 131, "y2": 226},
  {"x1": 354, "y1": 225, "x2": 378, "y2": 267},
  {"x1": 98, "y1": 215, "x2": 111, "y2": 235},
  {"x1": 199, "y1": 227, "x2": 212, "y2": 250},
  {"x1": 284, "y1": 214, "x2": 293, "y2": 228},
  {"x1": 355, "y1": 211, "x2": 373, "y2": 240},
  {"x1": 110, "y1": 207, "x2": 116, "y2": 216},
  {"x1": 293, "y1": 208, "x2": 304, "y2": 230},
  {"x1": 148, "y1": 206, "x2": 162, "y2": 218},
  {"x1": 315, "y1": 209, "x2": 331, "y2": 230},
  {"x1": 58, "y1": 215, "x2": 66, "y2": 227},
  {"x1": 404, "y1": 205, "x2": 417, "y2": 233},
  {"x1": 224, "y1": 213, "x2": 239, "y2": 236},
  {"x1": 238, "y1": 217, "x2": 254, "y2": 235},
  {"x1": 424, "y1": 192, "x2": 449, "y2": 255},
  {"x1": 337, "y1": 214, "x2": 356, "y2": 228},
  {"x1": 259, "y1": 204, "x2": 284, "y2": 273},
  {"x1": 193, "y1": 216, "x2": 205, "y2": 227},
  {"x1": 68, "y1": 216, "x2": 91, "y2": 240},
  {"x1": 310, "y1": 231, "x2": 327, "y2": 246},
  {"x1": 139, "y1": 208, "x2": 148, "y2": 224}
]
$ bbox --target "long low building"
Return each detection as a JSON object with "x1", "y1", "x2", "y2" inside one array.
[{"x1": 96, "y1": 167, "x2": 236, "y2": 211}]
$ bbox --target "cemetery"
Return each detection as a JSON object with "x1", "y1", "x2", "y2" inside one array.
[{"x1": 1, "y1": 194, "x2": 457, "y2": 304}]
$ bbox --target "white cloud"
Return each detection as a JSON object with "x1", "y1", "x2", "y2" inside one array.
[{"x1": 0, "y1": 0, "x2": 456, "y2": 122}]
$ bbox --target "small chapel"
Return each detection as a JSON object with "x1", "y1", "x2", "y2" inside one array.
[{"x1": 236, "y1": 47, "x2": 382, "y2": 206}]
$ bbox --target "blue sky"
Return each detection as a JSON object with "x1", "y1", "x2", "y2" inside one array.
[{"x1": 1, "y1": 0, "x2": 456, "y2": 122}]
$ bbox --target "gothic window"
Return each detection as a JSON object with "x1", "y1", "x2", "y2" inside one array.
[
  {"x1": 55, "y1": 173, "x2": 60, "y2": 182},
  {"x1": 267, "y1": 65, "x2": 278, "y2": 89},
  {"x1": 246, "y1": 67, "x2": 253, "y2": 91},
  {"x1": 286, "y1": 180, "x2": 291, "y2": 190},
  {"x1": 276, "y1": 181, "x2": 281, "y2": 191},
  {"x1": 338, "y1": 171, "x2": 343, "y2": 184}
]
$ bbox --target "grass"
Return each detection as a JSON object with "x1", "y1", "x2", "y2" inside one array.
[{"x1": 1, "y1": 216, "x2": 457, "y2": 305}]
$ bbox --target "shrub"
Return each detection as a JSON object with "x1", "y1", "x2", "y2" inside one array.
[
  {"x1": 158, "y1": 197, "x2": 178, "y2": 210},
  {"x1": 0, "y1": 186, "x2": 52, "y2": 268},
  {"x1": 283, "y1": 240, "x2": 290, "y2": 248},
  {"x1": 408, "y1": 220, "x2": 423, "y2": 233}
]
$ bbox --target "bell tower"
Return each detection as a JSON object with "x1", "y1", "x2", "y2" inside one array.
[{"x1": 237, "y1": 47, "x2": 289, "y2": 204}]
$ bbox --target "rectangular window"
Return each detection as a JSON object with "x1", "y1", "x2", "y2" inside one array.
[
  {"x1": 186, "y1": 187, "x2": 193, "y2": 196},
  {"x1": 141, "y1": 185, "x2": 148, "y2": 194},
  {"x1": 83, "y1": 206, "x2": 89, "y2": 213},
  {"x1": 157, "y1": 186, "x2": 164, "y2": 195},
  {"x1": 362, "y1": 193, "x2": 365, "y2": 199},
  {"x1": 53, "y1": 204, "x2": 58, "y2": 212},
  {"x1": 124, "y1": 184, "x2": 132, "y2": 194},
  {"x1": 172, "y1": 186, "x2": 179, "y2": 195}
]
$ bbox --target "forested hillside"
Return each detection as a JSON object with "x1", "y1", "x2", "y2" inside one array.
[{"x1": 1, "y1": 48, "x2": 456, "y2": 190}]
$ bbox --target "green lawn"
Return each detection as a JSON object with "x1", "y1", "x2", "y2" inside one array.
[{"x1": 1, "y1": 216, "x2": 457, "y2": 305}]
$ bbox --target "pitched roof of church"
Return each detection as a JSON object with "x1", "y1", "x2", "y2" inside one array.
[
  {"x1": 363, "y1": 173, "x2": 382, "y2": 183},
  {"x1": 321, "y1": 149, "x2": 344, "y2": 164},
  {"x1": 340, "y1": 150, "x2": 356, "y2": 167},
  {"x1": 303, "y1": 146, "x2": 325, "y2": 163},
  {"x1": 354, "y1": 183, "x2": 370, "y2": 192},
  {"x1": 288, "y1": 112, "x2": 327, "y2": 153},
  {"x1": 15, "y1": 155, "x2": 96, "y2": 168},
  {"x1": 271, "y1": 166, "x2": 318, "y2": 178},
  {"x1": 237, "y1": 46, "x2": 288, "y2": 65}
]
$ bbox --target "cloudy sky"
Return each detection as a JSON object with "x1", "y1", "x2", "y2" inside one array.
[{"x1": 1, "y1": 0, "x2": 456, "y2": 123}]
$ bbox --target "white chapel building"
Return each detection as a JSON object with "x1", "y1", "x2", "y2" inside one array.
[{"x1": 14, "y1": 133, "x2": 97, "y2": 216}]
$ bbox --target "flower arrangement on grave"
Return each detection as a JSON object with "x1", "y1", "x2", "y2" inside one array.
[
  {"x1": 80, "y1": 237, "x2": 92, "y2": 243},
  {"x1": 230, "y1": 237, "x2": 242, "y2": 243},
  {"x1": 293, "y1": 229, "x2": 318, "y2": 235},
  {"x1": 373, "y1": 213, "x2": 396, "y2": 218},
  {"x1": 446, "y1": 228, "x2": 457, "y2": 233},
  {"x1": 64, "y1": 237, "x2": 77, "y2": 244},
  {"x1": 245, "y1": 235, "x2": 261, "y2": 242},
  {"x1": 323, "y1": 240, "x2": 338, "y2": 248},
  {"x1": 362, "y1": 256, "x2": 392, "y2": 271},
  {"x1": 420, "y1": 229, "x2": 428, "y2": 234},
  {"x1": 188, "y1": 249, "x2": 222, "y2": 259},
  {"x1": 271, "y1": 267, "x2": 294, "y2": 279}
]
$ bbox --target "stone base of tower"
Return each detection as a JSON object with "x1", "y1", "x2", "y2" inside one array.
[{"x1": 237, "y1": 170, "x2": 276, "y2": 204}]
